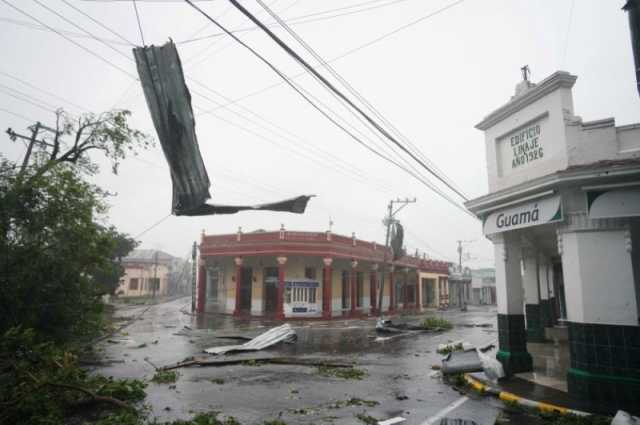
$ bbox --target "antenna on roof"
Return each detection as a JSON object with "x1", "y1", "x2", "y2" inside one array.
[{"x1": 521, "y1": 65, "x2": 531, "y2": 82}]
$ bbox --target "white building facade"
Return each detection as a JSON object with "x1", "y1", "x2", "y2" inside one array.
[{"x1": 466, "y1": 71, "x2": 640, "y2": 413}]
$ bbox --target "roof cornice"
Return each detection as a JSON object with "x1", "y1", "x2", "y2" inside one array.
[
  {"x1": 475, "y1": 71, "x2": 577, "y2": 131},
  {"x1": 464, "y1": 161, "x2": 640, "y2": 214}
]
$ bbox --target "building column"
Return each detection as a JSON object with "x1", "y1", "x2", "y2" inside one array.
[
  {"x1": 523, "y1": 249, "x2": 545, "y2": 342},
  {"x1": 560, "y1": 219, "x2": 640, "y2": 413},
  {"x1": 403, "y1": 268, "x2": 409, "y2": 310},
  {"x1": 232, "y1": 257, "x2": 243, "y2": 316},
  {"x1": 493, "y1": 233, "x2": 533, "y2": 375},
  {"x1": 537, "y1": 256, "x2": 554, "y2": 329},
  {"x1": 322, "y1": 258, "x2": 333, "y2": 320},
  {"x1": 416, "y1": 270, "x2": 424, "y2": 311},
  {"x1": 196, "y1": 260, "x2": 207, "y2": 313},
  {"x1": 350, "y1": 260, "x2": 358, "y2": 317},
  {"x1": 388, "y1": 266, "x2": 396, "y2": 313},
  {"x1": 276, "y1": 256, "x2": 287, "y2": 320},
  {"x1": 370, "y1": 264, "x2": 378, "y2": 315}
]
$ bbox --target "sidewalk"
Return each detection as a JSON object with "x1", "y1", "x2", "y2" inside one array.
[{"x1": 466, "y1": 371, "x2": 611, "y2": 416}]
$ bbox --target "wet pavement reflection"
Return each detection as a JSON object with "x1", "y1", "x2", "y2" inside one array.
[{"x1": 93, "y1": 297, "x2": 503, "y2": 425}]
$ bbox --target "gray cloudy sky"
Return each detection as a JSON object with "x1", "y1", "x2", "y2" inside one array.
[{"x1": 1, "y1": 0, "x2": 638, "y2": 266}]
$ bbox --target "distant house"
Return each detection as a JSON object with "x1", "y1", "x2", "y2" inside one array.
[
  {"x1": 470, "y1": 268, "x2": 496, "y2": 305},
  {"x1": 116, "y1": 249, "x2": 175, "y2": 298},
  {"x1": 448, "y1": 265, "x2": 472, "y2": 308}
]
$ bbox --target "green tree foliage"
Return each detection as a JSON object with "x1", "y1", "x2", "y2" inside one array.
[{"x1": 0, "y1": 109, "x2": 151, "y2": 342}]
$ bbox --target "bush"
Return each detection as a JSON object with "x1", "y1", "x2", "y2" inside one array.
[
  {"x1": 0, "y1": 327, "x2": 147, "y2": 425},
  {"x1": 421, "y1": 316, "x2": 453, "y2": 331}
]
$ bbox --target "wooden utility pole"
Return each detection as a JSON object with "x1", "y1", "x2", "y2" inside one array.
[{"x1": 376, "y1": 197, "x2": 416, "y2": 316}]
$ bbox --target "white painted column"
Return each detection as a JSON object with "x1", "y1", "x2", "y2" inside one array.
[
  {"x1": 522, "y1": 249, "x2": 540, "y2": 305},
  {"x1": 560, "y1": 228, "x2": 637, "y2": 326},
  {"x1": 494, "y1": 233, "x2": 525, "y2": 315}
]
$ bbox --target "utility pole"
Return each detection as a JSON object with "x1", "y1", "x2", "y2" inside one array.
[
  {"x1": 377, "y1": 197, "x2": 416, "y2": 316},
  {"x1": 456, "y1": 240, "x2": 474, "y2": 309},
  {"x1": 191, "y1": 241, "x2": 197, "y2": 312}
]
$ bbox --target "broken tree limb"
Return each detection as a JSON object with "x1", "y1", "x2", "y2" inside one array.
[
  {"x1": 159, "y1": 356, "x2": 354, "y2": 371},
  {"x1": 42, "y1": 382, "x2": 132, "y2": 410}
]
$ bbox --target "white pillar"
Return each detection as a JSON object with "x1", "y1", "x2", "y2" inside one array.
[
  {"x1": 561, "y1": 229, "x2": 637, "y2": 326},
  {"x1": 494, "y1": 233, "x2": 524, "y2": 315},
  {"x1": 522, "y1": 249, "x2": 540, "y2": 305}
]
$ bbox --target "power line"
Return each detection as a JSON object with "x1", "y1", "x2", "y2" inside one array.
[
  {"x1": 177, "y1": 0, "x2": 421, "y2": 45},
  {"x1": 134, "y1": 213, "x2": 171, "y2": 238},
  {"x1": 33, "y1": 0, "x2": 132, "y2": 62},
  {"x1": 59, "y1": 0, "x2": 136, "y2": 47},
  {"x1": 0, "y1": 70, "x2": 89, "y2": 113},
  {"x1": 132, "y1": 0, "x2": 146, "y2": 46},
  {"x1": 196, "y1": 0, "x2": 465, "y2": 122},
  {"x1": 0, "y1": 16, "x2": 131, "y2": 46},
  {"x1": 0, "y1": 0, "x2": 136, "y2": 78},
  {"x1": 258, "y1": 0, "x2": 469, "y2": 200},
  {"x1": 0, "y1": 107, "x2": 33, "y2": 123},
  {"x1": 214, "y1": 0, "x2": 470, "y2": 202},
  {"x1": 183, "y1": 0, "x2": 473, "y2": 217},
  {"x1": 0, "y1": 87, "x2": 56, "y2": 114}
]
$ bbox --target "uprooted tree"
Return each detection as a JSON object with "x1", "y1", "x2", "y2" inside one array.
[{"x1": 0, "y1": 108, "x2": 152, "y2": 342}]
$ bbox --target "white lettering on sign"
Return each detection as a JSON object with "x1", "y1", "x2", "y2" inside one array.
[
  {"x1": 483, "y1": 195, "x2": 562, "y2": 235},
  {"x1": 509, "y1": 123, "x2": 544, "y2": 169}
]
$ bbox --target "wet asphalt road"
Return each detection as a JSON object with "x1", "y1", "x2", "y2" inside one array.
[{"x1": 93, "y1": 298, "x2": 504, "y2": 425}]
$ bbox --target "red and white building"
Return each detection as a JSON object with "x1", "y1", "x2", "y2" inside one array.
[{"x1": 195, "y1": 227, "x2": 450, "y2": 319}]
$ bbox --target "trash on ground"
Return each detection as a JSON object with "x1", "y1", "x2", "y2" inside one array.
[
  {"x1": 159, "y1": 355, "x2": 351, "y2": 371},
  {"x1": 437, "y1": 340, "x2": 474, "y2": 354},
  {"x1": 204, "y1": 323, "x2": 296, "y2": 355},
  {"x1": 429, "y1": 370, "x2": 442, "y2": 379},
  {"x1": 612, "y1": 410, "x2": 640, "y2": 425},
  {"x1": 479, "y1": 343, "x2": 495, "y2": 353},
  {"x1": 432, "y1": 364, "x2": 442, "y2": 370},
  {"x1": 441, "y1": 349, "x2": 483, "y2": 375},
  {"x1": 378, "y1": 417, "x2": 406, "y2": 425},
  {"x1": 438, "y1": 419, "x2": 478, "y2": 425},
  {"x1": 477, "y1": 349, "x2": 504, "y2": 382}
]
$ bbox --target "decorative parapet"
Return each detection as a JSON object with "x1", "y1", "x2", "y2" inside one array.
[{"x1": 200, "y1": 230, "x2": 450, "y2": 274}]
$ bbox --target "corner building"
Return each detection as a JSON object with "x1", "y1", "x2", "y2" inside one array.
[
  {"x1": 466, "y1": 71, "x2": 640, "y2": 413},
  {"x1": 195, "y1": 228, "x2": 449, "y2": 319}
]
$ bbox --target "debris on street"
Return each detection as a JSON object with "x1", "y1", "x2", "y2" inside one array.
[
  {"x1": 204, "y1": 323, "x2": 296, "y2": 355},
  {"x1": 438, "y1": 419, "x2": 479, "y2": 425},
  {"x1": 159, "y1": 355, "x2": 353, "y2": 371},
  {"x1": 378, "y1": 417, "x2": 406, "y2": 425},
  {"x1": 441, "y1": 349, "x2": 483, "y2": 375},
  {"x1": 612, "y1": 410, "x2": 640, "y2": 425},
  {"x1": 437, "y1": 340, "x2": 474, "y2": 355},
  {"x1": 477, "y1": 349, "x2": 504, "y2": 382}
]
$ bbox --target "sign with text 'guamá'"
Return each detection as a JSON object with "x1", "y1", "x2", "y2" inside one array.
[{"x1": 482, "y1": 195, "x2": 563, "y2": 235}]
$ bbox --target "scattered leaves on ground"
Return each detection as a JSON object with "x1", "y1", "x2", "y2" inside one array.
[
  {"x1": 151, "y1": 370, "x2": 179, "y2": 384},
  {"x1": 316, "y1": 365, "x2": 367, "y2": 380}
]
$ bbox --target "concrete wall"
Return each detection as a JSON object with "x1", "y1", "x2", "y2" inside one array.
[
  {"x1": 562, "y1": 230, "x2": 638, "y2": 326},
  {"x1": 118, "y1": 264, "x2": 170, "y2": 297},
  {"x1": 484, "y1": 86, "x2": 573, "y2": 192}
]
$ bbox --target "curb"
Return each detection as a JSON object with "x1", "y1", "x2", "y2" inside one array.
[{"x1": 463, "y1": 374, "x2": 591, "y2": 417}]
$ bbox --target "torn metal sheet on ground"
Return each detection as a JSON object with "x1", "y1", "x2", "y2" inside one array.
[
  {"x1": 204, "y1": 323, "x2": 296, "y2": 355},
  {"x1": 132, "y1": 41, "x2": 313, "y2": 216},
  {"x1": 159, "y1": 355, "x2": 353, "y2": 371},
  {"x1": 441, "y1": 350, "x2": 483, "y2": 375}
]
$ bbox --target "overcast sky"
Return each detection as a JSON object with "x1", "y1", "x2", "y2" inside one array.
[{"x1": 1, "y1": 0, "x2": 638, "y2": 266}]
